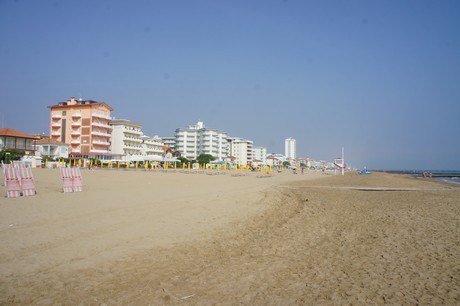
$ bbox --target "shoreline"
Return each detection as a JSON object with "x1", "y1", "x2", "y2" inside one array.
[{"x1": 1, "y1": 170, "x2": 459, "y2": 304}]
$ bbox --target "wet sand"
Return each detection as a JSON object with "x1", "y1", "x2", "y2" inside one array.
[{"x1": 1, "y1": 169, "x2": 459, "y2": 304}]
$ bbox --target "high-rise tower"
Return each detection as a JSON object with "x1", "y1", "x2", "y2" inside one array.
[{"x1": 285, "y1": 137, "x2": 296, "y2": 160}]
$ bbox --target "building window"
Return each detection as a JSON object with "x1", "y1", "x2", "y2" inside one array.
[
  {"x1": 62, "y1": 111, "x2": 67, "y2": 115},
  {"x1": 61, "y1": 119, "x2": 66, "y2": 143}
]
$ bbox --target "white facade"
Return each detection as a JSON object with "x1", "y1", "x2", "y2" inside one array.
[
  {"x1": 253, "y1": 146, "x2": 267, "y2": 165},
  {"x1": 228, "y1": 137, "x2": 253, "y2": 165},
  {"x1": 111, "y1": 119, "x2": 166, "y2": 162},
  {"x1": 110, "y1": 119, "x2": 144, "y2": 161},
  {"x1": 266, "y1": 153, "x2": 286, "y2": 167},
  {"x1": 141, "y1": 135, "x2": 165, "y2": 161},
  {"x1": 35, "y1": 138, "x2": 69, "y2": 160},
  {"x1": 174, "y1": 121, "x2": 228, "y2": 161},
  {"x1": 161, "y1": 136, "x2": 176, "y2": 150},
  {"x1": 285, "y1": 137, "x2": 296, "y2": 160}
]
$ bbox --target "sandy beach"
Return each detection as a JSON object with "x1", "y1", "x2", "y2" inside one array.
[{"x1": 0, "y1": 168, "x2": 459, "y2": 305}]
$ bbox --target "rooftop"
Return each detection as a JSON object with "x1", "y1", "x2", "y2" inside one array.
[
  {"x1": 0, "y1": 128, "x2": 37, "y2": 139},
  {"x1": 35, "y1": 137, "x2": 68, "y2": 145},
  {"x1": 48, "y1": 97, "x2": 113, "y2": 111}
]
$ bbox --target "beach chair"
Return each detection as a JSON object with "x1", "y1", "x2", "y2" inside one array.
[
  {"x1": 1, "y1": 161, "x2": 5, "y2": 186},
  {"x1": 4, "y1": 165, "x2": 21, "y2": 198},
  {"x1": 60, "y1": 167, "x2": 74, "y2": 193},
  {"x1": 13, "y1": 160, "x2": 26, "y2": 168},
  {"x1": 71, "y1": 167, "x2": 83, "y2": 192},
  {"x1": 17, "y1": 165, "x2": 36, "y2": 196}
]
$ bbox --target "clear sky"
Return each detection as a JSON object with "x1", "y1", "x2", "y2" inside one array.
[{"x1": 1, "y1": 0, "x2": 459, "y2": 170}]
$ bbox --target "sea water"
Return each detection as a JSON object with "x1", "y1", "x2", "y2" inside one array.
[
  {"x1": 435, "y1": 176, "x2": 460, "y2": 184},
  {"x1": 383, "y1": 170, "x2": 460, "y2": 185}
]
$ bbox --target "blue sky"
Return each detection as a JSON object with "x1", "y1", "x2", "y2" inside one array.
[{"x1": 1, "y1": 0, "x2": 459, "y2": 170}]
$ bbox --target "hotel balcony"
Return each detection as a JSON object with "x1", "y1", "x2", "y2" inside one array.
[
  {"x1": 51, "y1": 131, "x2": 61, "y2": 136},
  {"x1": 146, "y1": 145, "x2": 163, "y2": 150},
  {"x1": 123, "y1": 148, "x2": 142, "y2": 154},
  {"x1": 144, "y1": 140, "x2": 163, "y2": 146},
  {"x1": 71, "y1": 130, "x2": 81, "y2": 136},
  {"x1": 72, "y1": 112, "x2": 82, "y2": 118},
  {"x1": 70, "y1": 149, "x2": 81, "y2": 154},
  {"x1": 71, "y1": 121, "x2": 82, "y2": 127},
  {"x1": 71, "y1": 139, "x2": 81, "y2": 144},
  {"x1": 123, "y1": 136, "x2": 142, "y2": 143},
  {"x1": 123, "y1": 127, "x2": 142, "y2": 135},
  {"x1": 123, "y1": 142, "x2": 142, "y2": 147},
  {"x1": 91, "y1": 112, "x2": 111, "y2": 120},
  {"x1": 146, "y1": 148, "x2": 163, "y2": 154},
  {"x1": 92, "y1": 140, "x2": 110, "y2": 146},
  {"x1": 92, "y1": 122, "x2": 111, "y2": 129},
  {"x1": 91, "y1": 130, "x2": 111, "y2": 138},
  {"x1": 51, "y1": 113, "x2": 62, "y2": 119},
  {"x1": 90, "y1": 149, "x2": 110, "y2": 154}
]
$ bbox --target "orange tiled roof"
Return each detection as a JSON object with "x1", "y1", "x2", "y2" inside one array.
[
  {"x1": 0, "y1": 128, "x2": 37, "y2": 139},
  {"x1": 35, "y1": 137, "x2": 68, "y2": 145}
]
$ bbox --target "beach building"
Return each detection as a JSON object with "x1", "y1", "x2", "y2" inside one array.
[
  {"x1": 110, "y1": 119, "x2": 167, "y2": 162},
  {"x1": 253, "y1": 146, "x2": 267, "y2": 165},
  {"x1": 48, "y1": 97, "x2": 113, "y2": 159},
  {"x1": 140, "y1": 135, "x2": 165, "y2": 161},
  {"x1": 35, "y1": 136, "x2": 69, "y2": 160},
  {"x1": 0, "y1": 128, "x2": 37, "y2": 155},
  {"x1": 266, "y1": 153, "x2": 286, "y2": 167},
  {"x1": 0, "y1": 128, "x2": 40, "y2": 167},
  {"x1": 285, "y1": 137, "x2": 296, "y2": 161},
  {"x1": 110, "y1": 119, "x2": 144, "y2": 161},
  {"x1": 161, "y1": 136, "x2": 176, "y2": 150},
  {"x1": 174, "y1": 121, "x2": 229, "y2": 162},
  {"x1": 228, "y1": 137, "x2": 253, "y2": 166}
]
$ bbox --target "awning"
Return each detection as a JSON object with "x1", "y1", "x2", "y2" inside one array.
[
  {"x1": 144, "y1": 155, "x2": 164, "y2": 162},
  {"x1": 163, "y1": 157, "x2": 179, "y2": 162}
]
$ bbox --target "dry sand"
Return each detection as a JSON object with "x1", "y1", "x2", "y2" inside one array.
[{"x1": 0, "y1": 168, "x2": 459, "y2": 305}]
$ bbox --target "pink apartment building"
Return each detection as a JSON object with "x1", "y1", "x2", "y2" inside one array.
[{"x1": 48, "y1": 97, "x2": 113, "y2": 159}]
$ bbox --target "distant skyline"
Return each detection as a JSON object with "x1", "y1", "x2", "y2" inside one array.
[{"x1": 1, "y1": 0, "x2": 459, "y2": 170}]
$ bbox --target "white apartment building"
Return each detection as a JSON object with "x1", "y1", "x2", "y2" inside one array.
[
  {"x1": 161, "y1": 136, "x2": 176, "y2": 150},
  {"x1": 266, "y1": 153, "x2": 286, "y2": 167},
  {"x1": 228, "y1": 137, "x2": 253, "y2": 166},
  {"x1": 174, "y1": 121, "x2": 228, "y2": 161},
  {"x1": 141, "y1": 135, "x2": 165, "y2": 161},
  {"x1": 35, "y1": 137, "x2": 69, "y2": 160},
  {"x1": 111, "y1": 119, "x2": 166, "y2": 162},
  {"x1": 110, "y1": 119, "x2": 144, "y2": 161},
  {"x1": 285, "y1": 137, "x2": 296, "y2": 160},
  {"x1": 253, "y1": 146, "x2": 267, "y2": 165}
]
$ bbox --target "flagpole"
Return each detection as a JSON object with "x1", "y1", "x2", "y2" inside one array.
[{"x1": 342, "y1": 147, "x2": 345, "y2": 176}]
